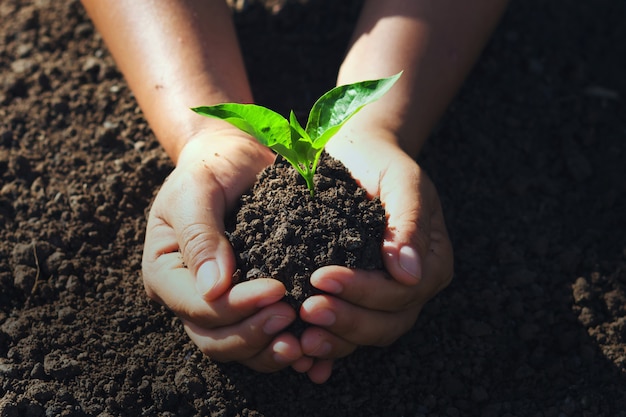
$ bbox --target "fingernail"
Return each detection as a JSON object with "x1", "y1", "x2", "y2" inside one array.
[
  {"x1": 272, "y1": 341, "x2": 297, "y2": 364},
  {"x1": 273, "y1": 342, "x2": 289, "y2": 363},
  {"x1": 399, "y1": 245, "x2": 421, "y2": 281},
  {"x1": 196, "y1": 261, "x2": 220, "y2": 296},
  {"x1": 263, "y1": 315, "x2": 292, "y2": 335}
]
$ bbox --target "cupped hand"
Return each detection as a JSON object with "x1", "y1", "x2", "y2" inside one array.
[
  {"x1": 141, "y1": 129, "x2": 313, "y2": 373},
  {"x1": 298, "y1": 128, "x2": 454, "y2": 383}
]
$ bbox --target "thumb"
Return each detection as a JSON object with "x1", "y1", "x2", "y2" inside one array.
[
  {"x1": 380, "y1": 166, "x2": 432, "y2": 286},
  {"x1": 180, "y1": 223, "x2": 234, "y2": 301},
  {"x1": 169, "y1": 172, "x2": 235, "y2": 301}
]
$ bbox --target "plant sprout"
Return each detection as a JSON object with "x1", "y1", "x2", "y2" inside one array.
[{"x1": 191, "y1": 72, "x2": 401, "y2": 196}]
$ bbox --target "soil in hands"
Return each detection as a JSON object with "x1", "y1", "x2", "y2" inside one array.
[{"x1": 226, "y1": 152, "x2": 386, "y2": 329}]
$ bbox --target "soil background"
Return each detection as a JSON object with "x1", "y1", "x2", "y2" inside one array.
[{"x1": 1, "y1": 0, "x2": 625, "y2": 416}]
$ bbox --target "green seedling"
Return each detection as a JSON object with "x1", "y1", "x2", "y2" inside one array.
[{"x1": 191, "y1": 72, "x2": 401, "y2": 196}]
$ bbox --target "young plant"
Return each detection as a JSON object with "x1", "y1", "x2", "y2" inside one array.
[{"x1": 191, "y1": 72, "x2": 402, "y2": 196}]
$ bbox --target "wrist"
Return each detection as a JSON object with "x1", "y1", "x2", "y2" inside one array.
[
  {"x1": 176, "y1": 127, "x2": 275, "y2": 171},
  {"x1": 328, "y1": 123, "x2": 403, "y2": 156},
  {"x1": 161, "y1": 118, "x2": 248, "y2": 164},
  {"x1": 335, "y1": 123, "x2": 424, "y2": 159}
]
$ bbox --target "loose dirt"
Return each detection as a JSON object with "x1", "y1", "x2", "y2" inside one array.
[{"x1": 1, "y1": 1, "x2": 625, "y2": 416}]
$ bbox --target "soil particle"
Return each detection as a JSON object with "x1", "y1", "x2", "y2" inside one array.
[
  {"x1": 10, "y1": 265, "x2": 37, "y2": 294},
  {"x1": 43, "y1": 350, "x2": 82, "y2": 380}
]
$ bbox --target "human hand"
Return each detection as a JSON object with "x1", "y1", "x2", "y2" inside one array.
[
  {"x1": 141, "y1": 129, "x2": 314, "y2": 373},
  {"x1": 298, "y1": 128, "x2": 454, "y2": 383}
]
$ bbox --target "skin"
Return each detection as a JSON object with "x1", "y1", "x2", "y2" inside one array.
[{"x1": 81, "y1": 0, "x2": 508, "y2": 383}]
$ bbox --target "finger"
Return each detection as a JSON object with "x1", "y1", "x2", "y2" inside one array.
[
  {"x1": 300, "y1": 326, "x2": 357, "y2": 359},
  {"x1": 379, "y1": 162, "x2": 434, "y2": 286},
  {"x1": 422, "y1": 212, "x2": 455, "y2": 296},
  {"x1": 240, "y1": 332, "x2": 305, "y2": 373},
  {"x1": 183, "y1": 300, "x2": 296, "y2": 364},
  {"x1": 300, "y1": 294, "x2": 420, "y2": 347},
  {"x1": 310, "y1": 265, "x2": 420, "y2": 312},
  {"x1": 291, "y1": 356, "x2": 315, "y2": 373},
  {"x1": 306, "y1": 359, "x2": 335, "y2": 384},
  {"x1": 161, "y1": 166, "x2": 235, "y2": 300},
  {"x1": 144, "y1": 252, "x2": 287, "y2": 328}
]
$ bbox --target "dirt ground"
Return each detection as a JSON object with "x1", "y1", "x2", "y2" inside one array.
[{"x1": 1, "y1": 0, "x2": 625, "y2": 416}]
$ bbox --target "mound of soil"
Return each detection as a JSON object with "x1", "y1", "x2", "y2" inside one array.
[
  {"x1": 1, "y1": 0, "x2": 625, "y2": 416},
  {"x1": 227, "y1": 153, "x2": 385, "y2": 329}
]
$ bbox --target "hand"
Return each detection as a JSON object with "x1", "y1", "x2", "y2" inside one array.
[
  {"x1": 298, "y1": 128, "x2": 454, "y2": 383},
  {"x1": 141, "y1": 129, "x2": 314, "y2": 373}
]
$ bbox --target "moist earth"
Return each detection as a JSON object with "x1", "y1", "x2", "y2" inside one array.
[
  {"x1": 1, "y1": 1, "x2": 626, "y2": 416},
  {"x1": 227, "y1": 153, "x2": 385, "y2": 313}
]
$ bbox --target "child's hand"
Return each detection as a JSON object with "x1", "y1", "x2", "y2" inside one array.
[
  {"x1": 141, "y1": 131, "x2": 312, "y2": 373},
  {"x1": 298, "y1": 129, "x2": 454, "y2": 383}
]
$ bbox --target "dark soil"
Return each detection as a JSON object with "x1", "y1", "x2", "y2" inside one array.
[
  {"x1": 227, "y1": 153, "x2": 385, "y2": 310},
  {"x1": 1, "y1": 0, "x2": 626, "y2": 416}
]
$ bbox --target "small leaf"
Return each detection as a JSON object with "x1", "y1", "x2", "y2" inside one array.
[
  {"x1": 306, "y1": 72, "x2": 402, "y2": 147},
  {"x1": 289, "y1": 111, "x2": 317, "y2": 171},
  {"x1": 293, "y1": 138, "x2": 314, "y2": 168},
  {"x1": 268, "y1": 142, "x2": 303, "y2": 173},
  {"x1": 289, "y1": 110, "x2": 309, "y2": 143}
]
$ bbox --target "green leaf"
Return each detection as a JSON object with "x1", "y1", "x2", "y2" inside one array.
[
  {"x1": 289, "y1": 110, "x2": 309, "y2": 143},
  {"x1": 267, "y1": 142, "x2": 304, "y2": 173},
  {"x1": 305, "y1": 71, "x2": 403, "y2": 149},
  {"x1": 288, "y1": 111, "x2": 316, "y2": 170},
  {"x1": 191, "y1": 103, "x2": 290, "y2": 148},
  {"x1": 191, "y1": 72, "x2": 402, "y2": 197}
]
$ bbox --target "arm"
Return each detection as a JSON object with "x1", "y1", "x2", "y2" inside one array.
[
  {"x1": 81, "y1": 0, "x2": 306, "y2": 374},
  {"x1": 337, "y1": 0, "x2": 509, "y2": 156},
  {"x1": 81, "y1": 0, "x2": 253, "y2": 161},
  {"x1": 301, "y1": 0, "x2": 508, "y2": 383}
]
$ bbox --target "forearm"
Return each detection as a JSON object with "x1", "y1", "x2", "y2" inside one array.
[
  {"x1": 81, "y1": 0, "x2": 253, "y2": 162},
  {"x1": 338, "y1": 0, "x2": 508, "y2": 157}
]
